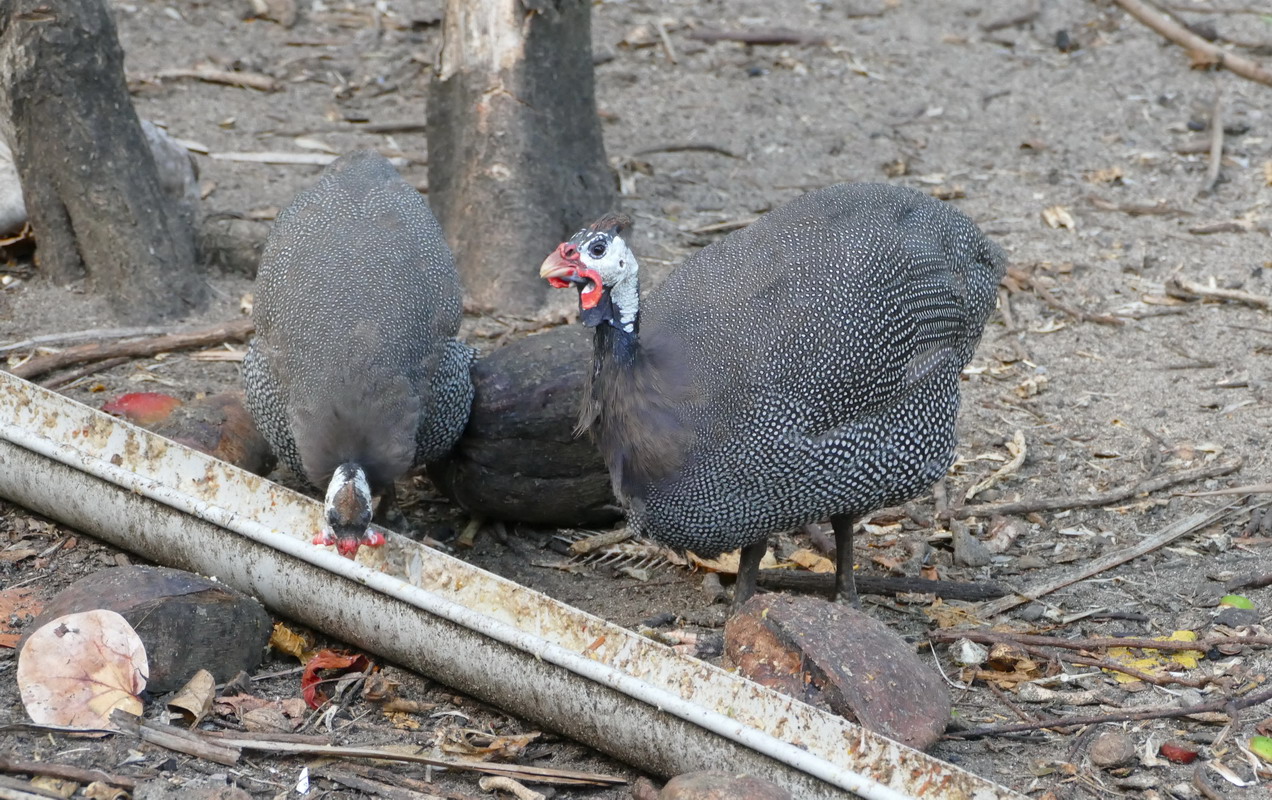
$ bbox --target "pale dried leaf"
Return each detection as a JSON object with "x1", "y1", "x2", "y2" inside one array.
[
  {"x1": 167, "y1": 668, "x2": 216, "y2": 725},
  {"x1": 1041, "y1": 205, "x2": 1076, "y2": 230},
  {"x1": 17, "y1": 610, "x2": 148, "y2": 730}
]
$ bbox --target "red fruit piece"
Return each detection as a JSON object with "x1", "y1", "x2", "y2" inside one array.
[
  {"x1": 1159, "y1": 741, "x2": 1199, "y2": 764},
  {"x1": 102, "y1": 392, "x2": 182, "y2": 427}
]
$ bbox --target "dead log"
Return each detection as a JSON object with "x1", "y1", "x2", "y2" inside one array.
[
  {"x1": 0, "y1": 0, "x2": 205, "y2": 321},
  {"x1": 428, "y1": 325, "x2": 619, "y2": 527},
  {"x1": 428, "y1": 0, "x2": 615, "y2": 315}
]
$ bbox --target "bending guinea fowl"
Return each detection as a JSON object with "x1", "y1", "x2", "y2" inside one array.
[
  {"x1": 541, "y1": 184, "x2": 1005, "y2": 605},
  {"x1": 243, "y1": 150, "x2": 474, "y2": 558}
]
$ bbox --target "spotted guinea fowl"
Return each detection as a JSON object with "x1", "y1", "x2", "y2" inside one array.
[
  {"x1": 243, "y1": 150, "x2": 474, "y2": 558},
  {"x1": 541, "y1": 183, "x2": 1005, "y2": 605}
]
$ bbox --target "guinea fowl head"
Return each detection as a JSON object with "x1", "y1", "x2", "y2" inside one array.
[
  {"x1": 313, "y1": 462, "x2": 383, "y2": 558},
  {"x1": 540, "y1": 213, "x2": 639, "y2": 332}
]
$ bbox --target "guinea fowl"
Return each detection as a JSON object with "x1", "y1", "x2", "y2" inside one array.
[
  {"x1": 540, "y1": 183, "x2": 1005, "y2": 605},
  {"x1": 243, "y1": 150, "x2": 474, "y2": 558}
]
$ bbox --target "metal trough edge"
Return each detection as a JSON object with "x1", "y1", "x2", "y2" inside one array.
[{"x1": 0, "y1": 371, "x2": 1021, "y2": 800}]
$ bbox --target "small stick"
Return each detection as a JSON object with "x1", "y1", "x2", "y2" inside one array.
[
  {"x1": 977, "y1": 500, "x2": 1242, "y2": 617},
  {"x1": 688, "y1": 28, "x2": 829, "y2": 46},
  {"x1": 986, "y1": 681, "x2": 1037, "y2": 723},
  {"x1": 945, "y1": 457, "x2": 1242, "y2": 521},
  {"x1": 1202, "y1": 86, "x2": 1225, "y2": 195},
  {"x1": 147, "y1": 67, "x2": 280, "y2": 91},
  {"x1": 0, "y1": 756, "x2": 136, "y2": 789},
  {"x1": 634, "y1": 143, "x2": 739, "y2": 158},
  {"x1": 1016, "y1": 643, "x2": 1211, "y2": 688},
  {"x1": 947, "y1": 683, "x2": 1272, "y2": 739},
  {"x1": 756, "y1": 570, "x2": 1010, "y2": 601},
  {"x1": 1111, "y1": 0, "x2": 1272, "y2": 87},
  {"x1": 1166, "y1": 275, "x2": 1272, "y2": 311},
  {"x1": 980, "y1": 1, "x2": 1041, "y2": 32},
  {"x1": 1225, "y1": 572, "x2": 1272, "y2": 591},
  {"x1": 7, "y1": 319, "x2": 254, "y2": 380},
  {"x1": 311, "y1": 767, "x2": 442, "y2": 800},
  {"x1": 932, "y1": 628, "x2": 1272, "y2": 653},
  {"x1": 0, "y1": 326, "x2": 168, "y2": 354},
  {"x1": 655, "y1": 20, "x2": 678, "y2": 64},
  {"x1": 1034, "y1": 285, "x2": 1126, "y2": 326},
  {"x1": 39, "y1": 357, "x2": 130, "y2": 390}
]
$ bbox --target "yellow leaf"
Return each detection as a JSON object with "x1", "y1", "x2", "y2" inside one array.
[
  {"x1": 787, "y1": 548, "x2": 835, "y2": 573},
  {"x1": 269, "y1": 622, "x2": 317, "y2": 662},
  {"x1": 687, "y1": 547, "x2": 779, "y2": 575}
]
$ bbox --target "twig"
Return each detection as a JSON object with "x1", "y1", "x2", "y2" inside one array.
[
  {"x1": 689, "y1": 217, "x2": 761, "y2": 235},
  {"x1": 0, "y1": 776, "x2": 65, "y2": 800},
  {"x1": 311, "y1": 766, "x2": 443, "y2": 800},
  {"x1": 931, "y1": 628, "x2": 1272, "y2": 653},
  {"x1": 111, "y1": 710, "x2": 241, "y2": 766},
  {"x1": 0, "y1": 756, "x2": 136, "y2": 789},
  {"x1": 977, "y1": 501, "x2": 1241, "y2": 617},
  {"x1": 1225, "y1": 572, "x2": 1272, "y2": 591},
  {"x1": 7, "y1": 319, "x2": 254, "y2": 380},
  {"x1": 948, "y1": 683, "x2": 1272, "y2": 739},
  {"x1": 1166, "y1": 275, "x2": 1272, "y2": 310},
  {"x1": 1111, "y1": 0, "x2": 1272, "y2": 87},
  {"x1": 688, "y1": 28, "x2": 829, "y2": 46},
  {"x1": 146, "y1": 67, "x2": 280, "y2": 91},
  {"x1": 1086, "y1": 195, "x2": 1187, "y2": 216},
  {"x1": 986, "y1": 681, "x2": 1037, "y2": 723},
  {"x1": 634, "y1": 143, "x2": 739, "y2": 158},
  {"x1": 756, "y1": 571, "x2": 1009, "y2": 601},
  {"x1": 0, "y1": 326, "x2": 169, "y2": 355},
  {"x1": 655, "y1": 20, "x2": 678, "y2": 64},
  {"x1": 1015, "y1": 643, "x2": 1212, "y2": 688},
  {"x1": 39, "y1": 357, "x2": 130, "y2": 390},
  {"x1": 944, "y1": 457, "x2": 1242, "y2": 521},
  {"x1": 1202, "y1": 86, "x2": 1225, "y2": 194}
]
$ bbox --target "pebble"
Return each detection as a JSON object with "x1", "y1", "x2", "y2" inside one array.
[{"x1": 1088, "y1": 730, "x2": 1136, "y2": 769}]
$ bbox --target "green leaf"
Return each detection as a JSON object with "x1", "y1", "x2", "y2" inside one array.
[
  {"x1": 1250, "y1": 736, "x2": 1272, "y2": 762},
  {"x1": 1219, "y1": 594, "x2": 1255, "y2": 609}
]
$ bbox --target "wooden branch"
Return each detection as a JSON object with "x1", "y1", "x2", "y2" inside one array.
[
  {"x1": 688, "y1": 28, "x2": 829, "y2": 46},
  {"x1": 932, "y1": 628, "x2": 1272, "y2": 654},
  {"x1": 1167, "y1": 275, "x2": 1272, "y2": 310},
  {"x1": 977, "y1": 502, "x2": 1241, "y2": 617},
  {"x1": 948, "y1": 683, "x2": 1272, "y2": 739},
  {"x1": 757, "y1": 570, "x2": 1010, "y2": 601},
  {"x1": 0, "y1": 325, "x2": 168, "y2": 354},
  {"x1": 0, "y1": 756, "x2": 136, "y2": 789},
  {"x1": 945, "y1": 457, "x2": 1242, "y2": 521},
  {"x1": 8, "y1": 319, "x2": 253, "y2": 380},
  {"x1": 311, "y1": 767, "x2": 444, "y2": 800},
  {"x1": 1202, "y1": 88, "x2": 1225, "y2": 194},
  {"x1": 111, "y1": 710, "x2": 241, "y2": 766},
  {"x1": 147, "y1": 67, "x2": 279, "y2": 92},
  {"x1": 39, "y1": 357, "x2": 129, "y2": 389},
  {"x1": 1112, "y1": 0, "x2": 1272, "y2": 87}
]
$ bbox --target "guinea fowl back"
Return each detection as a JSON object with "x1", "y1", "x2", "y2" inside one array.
[
  {"x1": 589, "y1": 183, "x2": 1005, "y2": 552},
  {"x1": 244, "y1": 151, "x2": 471, "y2": 492}
]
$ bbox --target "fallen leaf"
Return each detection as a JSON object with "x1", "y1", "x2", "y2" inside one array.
[
  {"x1": 1041, "y1": 205, "x2": 1076, "y2": 230},
  {"x1": 269, "y1": 622, "x2": 317, "y2": 662},
  {"x1": 787, "y1": 548, "x2": 834, "y2": 573},
  {"x1": 1250, "y1": 735, "x2": 1272, "y2": 762},
  {"x1": 302, "y1": 650, "x2": 371, "y2": 709},
  {"x1": 1106, "y1": 630, "x2": 1204, "y2": 684},
  {"x1": 687, "y1": 547, "x2": 778, "y2": 574},
  {"x1": 1219, "y1": 594, "x2": 1254, "y2": 610},
  {"x1": 1084, "y1": 166, "x2": 1124, "y2": 184},
  {"x1": 17, "y1": 610, "x2": 148, "y2": 730},
  {"x1": 167, "y1": 668, "x2": 216, "y2": 725},
  {"x1": 0, "y1": 586, "x2": 45, "y2": 648},
  {"x1": 101, "y1": 392, "x2": 182, "y2": 426},
  {"x1": 439, "y1": 727, "x2": 540, "y2": 761}
]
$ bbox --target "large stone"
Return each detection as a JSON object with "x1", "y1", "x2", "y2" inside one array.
[
  {"x1": 22, "y1": 566, "x2": 272, "y2": 693},
  {"x1": 725, "y1": 594, "x2": 950, "y2": 751}
]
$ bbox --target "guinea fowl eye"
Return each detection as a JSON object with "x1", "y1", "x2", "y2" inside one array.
[{"x1": 589, "y1": 241, "x2": 607, "y2": 258}]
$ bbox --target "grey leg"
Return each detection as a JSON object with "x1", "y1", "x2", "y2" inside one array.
[
  {"x1": 832, "y1": 514, "x2": 859, "y2": 607},
  {"x1": 732, "y1": 539, "x2": 768, "y2": 611}
]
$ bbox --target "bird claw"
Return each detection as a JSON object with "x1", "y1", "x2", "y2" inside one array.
[
  {"x1": 362, "y1": 529, "x2": 386, "y2": 548},
  {"x1": 312, "y1": 530, "x2": 336, "y2": 546}
]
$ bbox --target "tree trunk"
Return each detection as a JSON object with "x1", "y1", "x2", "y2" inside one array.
[
  {"x1": 0, "y1": 0, "x2": 205, "y2": 322},
  {"x1": 428, "y1": 0, "x2": 615, "y2": 316}
]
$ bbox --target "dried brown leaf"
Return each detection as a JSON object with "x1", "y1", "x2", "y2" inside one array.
[
  {"x1": 1041, "y1": 205, "x2": 1076, "y2": 230},
  {"x1": 17, "y1": 610, "x2": 148, "y2": 730},
  {"x1": 167, "y1": 668, "x2": 216, "y2": 725}
]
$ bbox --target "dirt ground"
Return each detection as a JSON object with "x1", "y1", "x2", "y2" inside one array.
[{"x1": 5, "y1": 0, "x2": 1272, "y2": 797}]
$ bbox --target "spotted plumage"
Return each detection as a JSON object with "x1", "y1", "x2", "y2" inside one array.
[
  {"x1": 243, "y1": 150, "x2": 474, "y2": 557},
  {"x1": 542, "y1": 183, "x2": 1005, "y2": 604}
]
